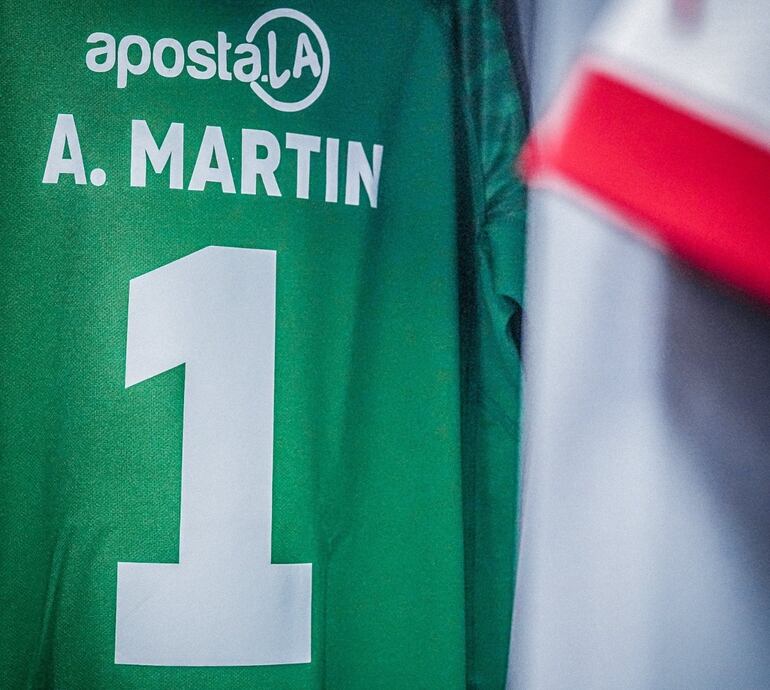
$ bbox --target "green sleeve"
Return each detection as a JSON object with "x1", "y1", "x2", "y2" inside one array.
[{"x1": 453, "y1": 1, "x2": 528, "y2": 687}]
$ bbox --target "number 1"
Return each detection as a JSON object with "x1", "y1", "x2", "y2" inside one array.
[{"x1": 115, "y1": 246, "x2": 312, "y2": 667}]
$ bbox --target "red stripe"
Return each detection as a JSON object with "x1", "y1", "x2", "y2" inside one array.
[{"x1": 523, "y1": 66, "x2": 770, "y2": 305}]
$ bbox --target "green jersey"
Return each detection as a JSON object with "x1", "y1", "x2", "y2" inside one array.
[{"x1": 0, "y1": 1, "x2": 526, "y2": 687}]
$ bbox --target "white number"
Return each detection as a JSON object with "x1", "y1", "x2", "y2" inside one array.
[{"x1": 115, "y1": 246, "x2": 312, "y2": 666}]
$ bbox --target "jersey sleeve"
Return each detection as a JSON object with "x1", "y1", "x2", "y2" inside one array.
[
  {"x1": 453, "y1": 1, "x2": 529, "y2": 687},
  {"x1": 457, "y1": 0, "x2": 528, "y2": 354},
  {"x1": 522, "y1": 0, "x2": 770, "y2": 304}
]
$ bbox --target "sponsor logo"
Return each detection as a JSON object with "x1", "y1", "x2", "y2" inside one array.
[{"x1": 85, "y1": 8, "x2": 329, "y2": 112}]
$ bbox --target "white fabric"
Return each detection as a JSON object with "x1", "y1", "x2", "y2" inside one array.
[
  {"x1": 507, "y1": 1, "x2": 770, "y2": 688},
  {"x1": 590, "y1": 0, "x2": 770, "y2": 140}
]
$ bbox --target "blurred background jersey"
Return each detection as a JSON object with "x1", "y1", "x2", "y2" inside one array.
[{"x1": 507, "y1": 0, "x2": 770, "y2": 688}]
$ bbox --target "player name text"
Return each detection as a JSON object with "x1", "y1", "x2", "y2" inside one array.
[{"x1": 42, "y1": 114, "x2": 384, "y2": 208}]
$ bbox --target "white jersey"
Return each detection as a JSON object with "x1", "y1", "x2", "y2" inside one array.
[{"x1": 508, "y1": 1, "x2": 770, "y2": 688}]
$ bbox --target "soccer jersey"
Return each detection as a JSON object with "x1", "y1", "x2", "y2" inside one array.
[
  {"x1": 0, "y1": 2, "x2": 526, "y2": 688},
  {"x1": 508, "y1": 1, "x2": 770, "y2": 688}
]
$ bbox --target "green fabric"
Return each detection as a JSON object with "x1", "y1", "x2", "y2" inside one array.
[
  {"x1": 453, "y1": 2, "x2": 528, "y2": 687},
  {"x1": 0, "y1": 2, "x2": 526, "y2": 687}
]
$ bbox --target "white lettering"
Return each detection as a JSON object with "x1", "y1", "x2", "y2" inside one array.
[
  {"x1": 285, "y1": 133, "x2": 320, "y2": 200},
  {"x1": 85, "y1": 32, "x2": 116, "y2": 73},
  {"x1": 153, "y1": 38, "x2": 185, "y2": 79},
  {"x1": 345, "y1": 141, "x2": 383, "y2": 208},
  {"x1": 186, "y1": 40, "x2": 217, "y2": 80},
  {"x1": 267, "y1": 31, "x2": 290, "y2": 89},
  {"x1": 242, "y1": 129, "x2": 282, "y2": 197},
  {"x1": 325, "y1": 138, "x2": 339, "y2": 203},
  {"x1": 85, "y1": 9, "x2": 330, "y2": 112},
  {"x1": 130, "y1": 120, "x2": 184, "y2": 189},
  {"x1": 233, "y1": 44, "x2": 261, "y2": 83},
  {"x1": 116, "y1": 35, "x2": 151, "y2": 89},
  {"x1": 189, "y1": 126, "x2": 235, "y2": 193},
  {"x1": 292, "y1": 33, "x2": 321, "y2": 79},
  {"x1": 42, "y1": 114, "x2": 87, "y2": 185},
  {"x1": 216, "y1": 31, "x2": 232, "y2": 81}
]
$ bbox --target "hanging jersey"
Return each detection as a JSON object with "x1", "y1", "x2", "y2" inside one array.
[
  {"x1": 508, "y1": 1, "x2": 770, "y2": 688},
  {"x1": 0, "y1": 2, "x2": 526, "y2": 688}
]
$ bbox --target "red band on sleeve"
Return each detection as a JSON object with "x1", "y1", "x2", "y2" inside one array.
[{"x1": 524, "y1": 67, "x2": 770, "y2": 305}]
